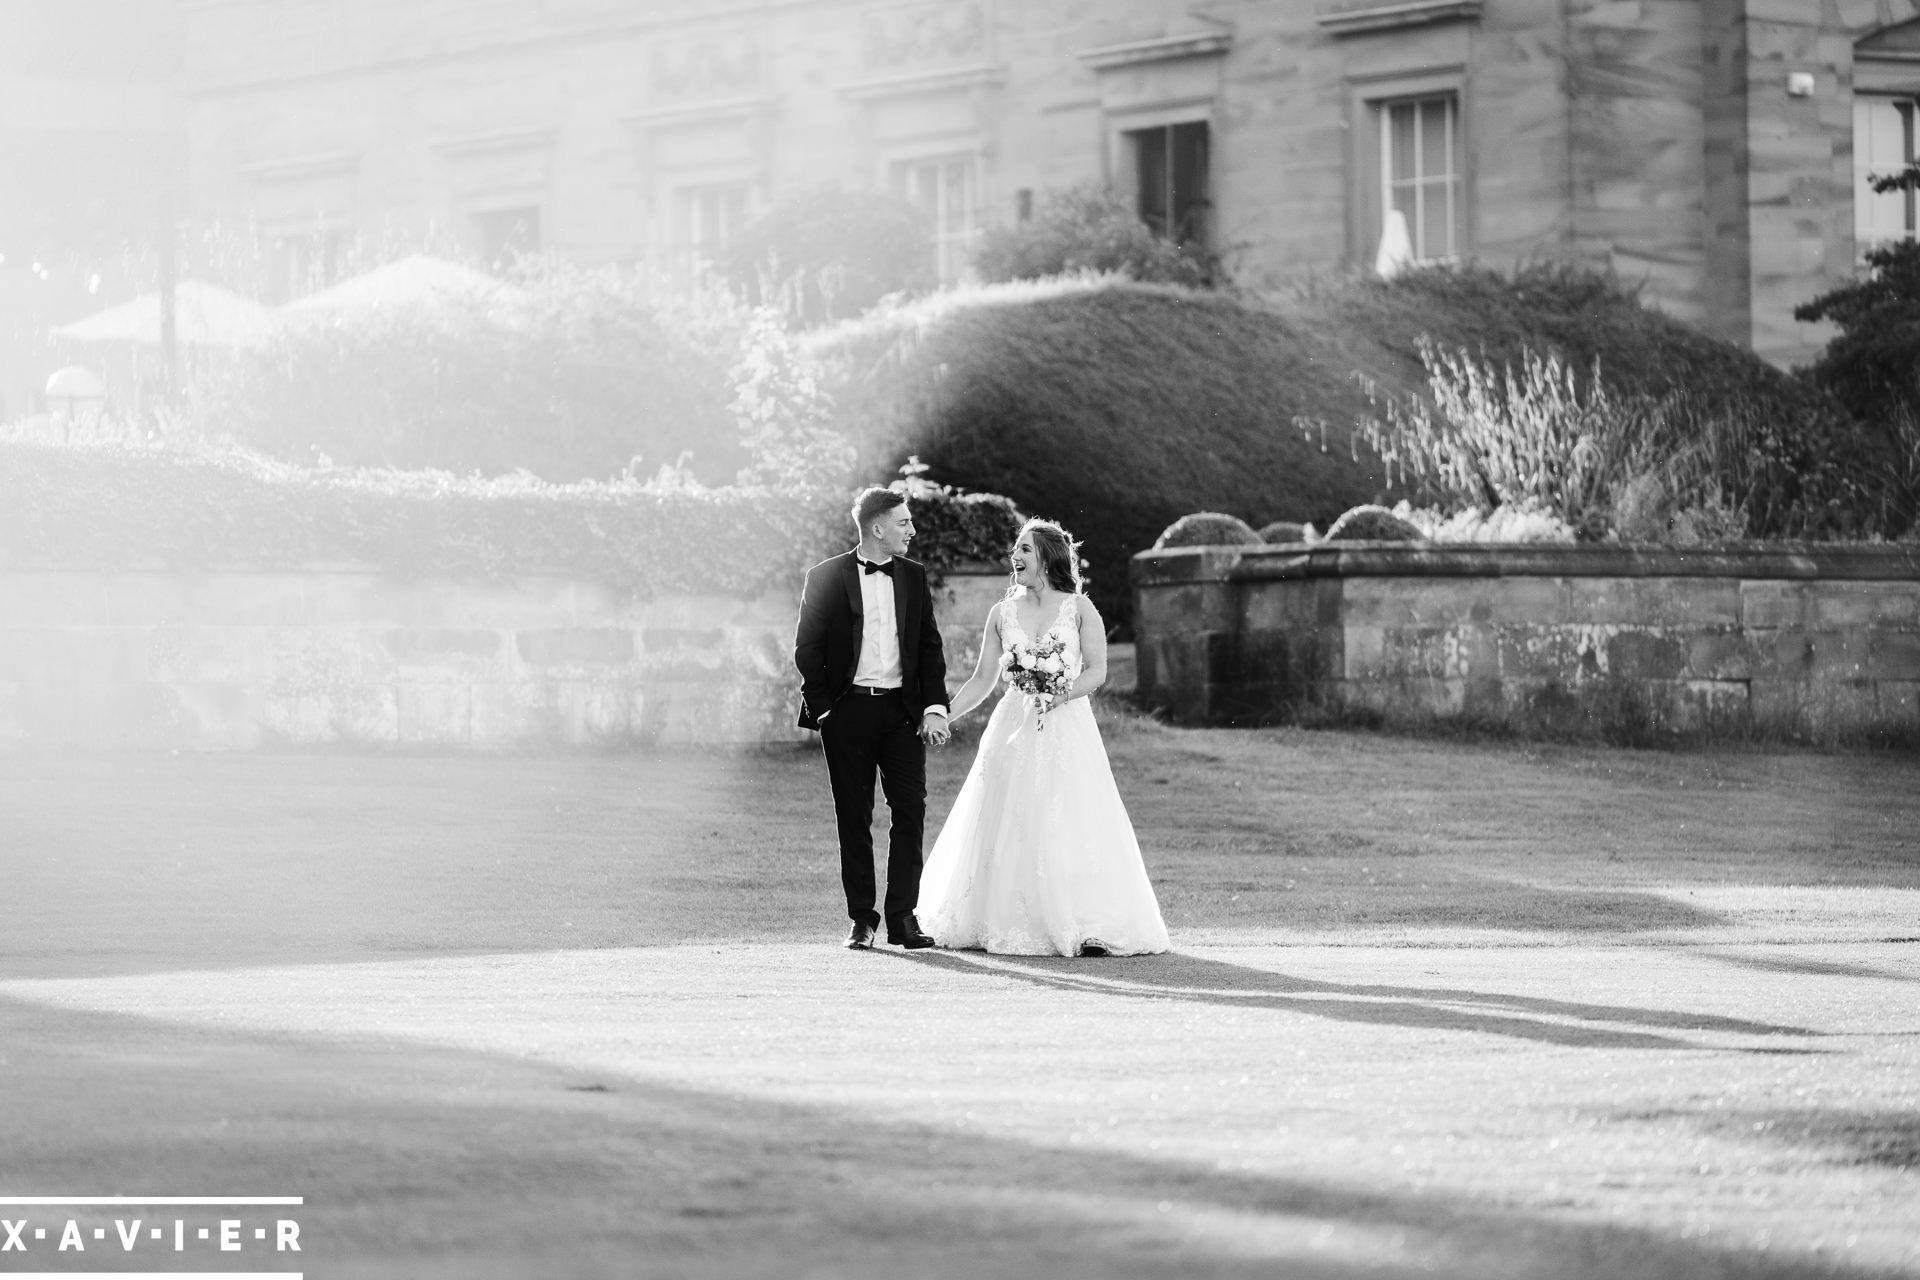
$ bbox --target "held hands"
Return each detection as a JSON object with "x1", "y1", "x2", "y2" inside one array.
[{"x1": 919, "y1": 710, "x2": 951, "y2": 746}]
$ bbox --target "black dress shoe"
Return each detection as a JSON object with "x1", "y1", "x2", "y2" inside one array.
[
  {"x1": 886, "y1": 914, "x2": 936, "y2": 949},
  {"x1": 845, "y1": 921, "x2": 876, "y2": 950}
]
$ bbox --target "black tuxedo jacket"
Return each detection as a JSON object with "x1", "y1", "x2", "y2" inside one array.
[{"x1": 793, "y1": 551, "x2": 948, "y2": 731}]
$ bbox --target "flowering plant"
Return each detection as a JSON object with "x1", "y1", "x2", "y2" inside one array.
[{"x1": 1000, "y1": 634, "x2": 1072, "y2": 730}]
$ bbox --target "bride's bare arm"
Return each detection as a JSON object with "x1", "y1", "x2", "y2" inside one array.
[
  {"x1": 946, "y1": 607, "x2": 1005, "y2": 721},
  {"x1": 1063, "y1": 595, "x2": 1107, "y2": 702}
]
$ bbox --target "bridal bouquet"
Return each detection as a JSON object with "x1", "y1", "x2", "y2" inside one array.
[{"x1": 1001, "y1": 636, "x2": 1072, "y2": 730}]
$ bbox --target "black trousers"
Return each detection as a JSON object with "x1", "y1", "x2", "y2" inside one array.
[{"x1": 818, "y1": 688, "x2": 926, "y2": 928}]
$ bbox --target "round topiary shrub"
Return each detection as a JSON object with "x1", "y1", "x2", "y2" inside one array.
[
  {"x1": 1153, "y1": 511, "x2": 1263, "y2": 549},
  {"x1": 1323, "y1": 505, "x2": 1425, "y2": 542},
  {"x1": 1258, "y1": 520, "x2": 1313, "y2": 544}
]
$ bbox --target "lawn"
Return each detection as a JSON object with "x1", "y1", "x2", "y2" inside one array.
[
  {"x1": 2, "y1": 708, "x2": 1916, "y2": 1277},
  {"x1": 7, "y1": 706, "x2": 1914, "y2": 973}
]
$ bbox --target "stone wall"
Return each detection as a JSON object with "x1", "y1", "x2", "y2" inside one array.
[
  {"x1": 1133, "y1": 543, "x2": 1920, "y2": 740},
  {"x1": 0, "y1": 567, "x2": 1007, "y2": 749}
]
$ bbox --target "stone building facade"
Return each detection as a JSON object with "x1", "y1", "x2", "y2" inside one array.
[{"x1": 160, "y1": 0, "x2": 1920, "y2": 367}]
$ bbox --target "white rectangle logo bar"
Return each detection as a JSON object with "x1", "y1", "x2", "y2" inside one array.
[{"x1": 0, "y1": 1198, "x2": 302, "y2": 1206}]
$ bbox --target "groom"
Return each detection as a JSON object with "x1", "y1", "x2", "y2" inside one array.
[{"x1": 794, "y1": 486, "x2": 950, "y2": 951}]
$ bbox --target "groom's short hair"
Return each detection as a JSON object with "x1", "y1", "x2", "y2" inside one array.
[{"x1": 852, "y1": 485, "x2": 906, "y2": 535}]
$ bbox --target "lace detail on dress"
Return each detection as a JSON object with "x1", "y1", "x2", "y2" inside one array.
[{"x1": 997, "y1": 590, "x2": 1084, "y2": 684}]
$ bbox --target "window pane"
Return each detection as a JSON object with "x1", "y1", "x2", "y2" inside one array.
[
  {"x1": 1134, "y1": 127, "x2": 1169, "y2": 235},
  {"x1": 1390, "y1": 183, "x2": 1417, "y2": 238},
  {"x1": 682, "y1": 184, "x2": 748, "y2": 273},
  {"x1": 1421, "y1": 100, "x2": 1451, "y2": 179},
  {"x1": 892, "y1": 156, "x2": 976, "y2": 282},
  {"x1": 1171, "y1": 121, "x2": 1209, "y2": 245},
  {"x1": 1420, "y1": 178, "x2": 1450, "y2": 259},
  {"x1": 1856, "y1": 97, "x2": 1913, "y2": 246},
  {"x1": 1389, "y1": 104, "x2": 1417, "y2": 184},
  {"x1": 475, "y1": 207, "x2": 539, "y2": 267},
  {"x1": 944, "y1": 160, "x2": 969, "y2": 228}
]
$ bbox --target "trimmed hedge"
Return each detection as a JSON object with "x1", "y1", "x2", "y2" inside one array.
[
  {"x1": 0, "y1": 443, "x2": 1020, "y2": 596},
  {"x1": 1323, "y1": 504, "x2": 1425, "y2": 542},
  {"x1": 1154, "y1": 512, "x2": 1263, "y2": 549},
  {"x1": 1259, "y1": 520, "x2": 1312, "y2": 544},
  {"x1": 812, "y1": 279, "x2": 1385, "y2": 627}
]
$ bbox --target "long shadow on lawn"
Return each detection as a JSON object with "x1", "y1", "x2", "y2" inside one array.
[
  {"x1": 0, "y1": 997, "x2": 1893, "y2": 1280},
  {"x1": 902, "y1": 951, "x2": 1820, "y2": 1050},
  {"x1": 1603, "y1": 1104, "x2": 1920, "y2": 1171},
  {"x1": 1699, "y1": 950, "x2": 1920, "y2": 984}
]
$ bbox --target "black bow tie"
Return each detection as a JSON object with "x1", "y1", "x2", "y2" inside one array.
[{"x1": 861, "y1": 558, "x2": 895, "y2": 577}]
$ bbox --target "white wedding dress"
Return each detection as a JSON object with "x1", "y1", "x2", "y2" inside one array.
[{"x1": 917, "y1": 590, "x2": 1171, "y2": 956}]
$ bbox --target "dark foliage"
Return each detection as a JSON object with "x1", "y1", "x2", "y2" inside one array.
[
  {"x1": 897, "y1": 483, "x2": 1025, "y2": 571},
  {"x1": 717, "y1": 185, "x2": 936, "y2": 327},
  {"x1": 1794, "y1": 239, "x2": 1920, "y2": 430},
  {"x1": 973, "y1": 184, "x2": 1217, "y2": 287}
]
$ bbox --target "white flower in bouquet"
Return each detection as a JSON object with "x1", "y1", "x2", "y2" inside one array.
[{"x1": 1037, "y1": 655, "x2": 1064, "y2": 674}]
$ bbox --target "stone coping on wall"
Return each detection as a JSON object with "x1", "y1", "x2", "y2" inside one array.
[{"x1": 1132, "y1": 542, "x2": 1920, "y2": 586}]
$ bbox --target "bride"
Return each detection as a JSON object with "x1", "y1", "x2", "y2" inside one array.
[{"x1": 917, "y1": 518, "x2": 1171, "y2": 957}]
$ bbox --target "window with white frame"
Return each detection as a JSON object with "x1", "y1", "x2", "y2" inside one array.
[
  {"x1": 1856, "y1": 95, "x2": 1916, "y2": 250},
  {"x1": 1379, "y1": 93, "x2": 1460, "y2": 264},
  {"x1": 678, "y1": 182, "x2": 750, "y2": 275},
  {"x1": 894, "y1": 155, "x2": 977, "y2": 284}
]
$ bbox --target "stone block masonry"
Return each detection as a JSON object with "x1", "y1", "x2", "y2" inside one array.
[
  {"x1": 0, "y1": 567, "x2": 1009, "y2": 749},
  {"x1": 1132, "y1": 544, "x2": 1920, "y2": 741}
]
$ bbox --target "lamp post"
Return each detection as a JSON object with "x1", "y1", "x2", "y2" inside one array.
[{"x1": 157, "y1": 188, "x2": 179, "y2": 399}]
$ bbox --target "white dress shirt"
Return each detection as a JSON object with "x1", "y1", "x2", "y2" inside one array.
[
  {"x1": 852, "y1": 555, "x2": 903, "y2": 690},
  {"x1": 846, "y1": 553, "x2": 947, "y2": 718}
]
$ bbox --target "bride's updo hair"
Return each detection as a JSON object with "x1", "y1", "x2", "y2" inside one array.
[{"x1": 1012, "y1": 517, "x2": 1083, "y2": 596}]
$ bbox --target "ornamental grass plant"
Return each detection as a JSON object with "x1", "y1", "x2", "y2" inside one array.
[{"x1": 1334, "y1": 338, "x2": 1880, "y2": 543}]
